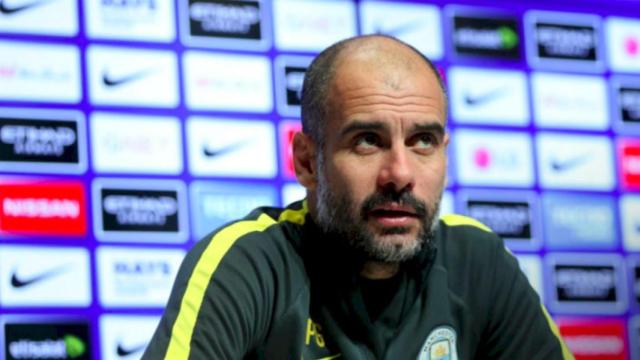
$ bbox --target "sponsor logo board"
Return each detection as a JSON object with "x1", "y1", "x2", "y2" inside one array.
[
  {"x1": 536, "y1": 133, "x2": 615, "y2": 191},
  {"x1": 191, "y1": 180, "x2": 278, "y2": 239},
  {"x1": 542, "y1": 192, "x2": 617, "y2": 250},
  {"x1": 453, "y1": 129, "x2": 534, "y2": 187},
  {"x1": 0, "y1": 0, "x2": 77, "y2": 36},
  {"x1": 557, "y1": 318, "x2": 627, "y2": 360},
  {"x1": 611, "y1": 76, "x2": 640, "y2": 134},
  {"x1": 85, "y1": 0, "x2": 176, "y2": 42},
  {"x1": 90, "y1": 112, "x2": 182, "y2": 175},
  {"x1": 618, "y1": 138, "x2": 640, "y2": 190},
  {"x1": 0, "y1": 41, "x2": 81, "y2": 103},
  {"x1": 627, "y1": 256, "x2": 640, "y2": 311},
  {"x1": 99, "y1": 315, "x2": 160, "y2": 360},
  {"x1": 0, "y1": 108, "x2": 86, "y2": 174},
  {"x1": 93, "y1": 178, "x2": 189, "y2": 243},
  {"x1": 0, "y1": 245, "x2": 91, "y2": 307},
  {"x1": 281, "y1": 183, "x2": 305, "y2": 208},
  {"x1": 273, "y1": 0, "x2": 356, "y2": 52},
  {"x1": 96, "y1": 246, "x2": 185, "y2": 307},
  {"x1": 458, "y1": 190, "x2": 541, "y2": 251},
  {"x1": 606, "y1": 17, "x2": 640, "y2": 73},
  {"x1": 278, "y1": 120, "x2": 301, "y2": 179},
  {"x1": 0, "y1": 179, "x2": 87, "y2": 236},
  {"x1": 183, "y1": 51, "x2": 272, "y2": 112},
  {"x1": 546, "y1": 253, "x2": 626, "y2": 314},
  {"x1": 187, "y1": 117, "x2": 277, "y2": 178},
  {"x1": 180, "y1": 0, "x2": 271, "y2": 50},
  {"x1": 525, "y1": 11, "x2": 604, "y2": 71},
  {"x1": 438, "y1": 190, "x2": 455, "y2": 219},
  {"x1": 631, "y1": 315, "x2": 640, "y2": 360},
  {"x1": 448, "y1": 67, "x2": 529, "y2": 126},
  {"x1": 87, "y1": 45, "x2": 179, "y2": 107},
  {"x1": 531, "y1": 72, "x2": 608, "y2": 130},
  {"x1": 359, "y1": 1, "x2": 443, "y2": 60},
  {"x1": 1, "y1": 318, "x2": 91, "y2": 360},
  {"x1": 448, "y1": 8, "x2": 520, "y2": 59},
  {"x1": 274, "y1": 56, "x2": 312, "y2": 117},
  {"x1": 516, "y1": 255, "x2": 543, "y2": 298},
  {"x1": 621, "y1": 196, "x2": 640, "y2": 252}
]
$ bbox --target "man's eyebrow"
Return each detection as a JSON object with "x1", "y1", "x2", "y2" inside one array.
[
  {"x1": 411, "y1": 122, "x2": 446, "y2": 138},
  {"x1": 339, "y1": 120, "x2": 388, "y2": 137}
]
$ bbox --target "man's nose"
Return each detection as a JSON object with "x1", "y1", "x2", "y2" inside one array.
[{"x1": 377, "y1": 145, "x2": 415, "y2": 193}]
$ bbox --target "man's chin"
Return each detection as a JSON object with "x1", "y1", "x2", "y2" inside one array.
[{"x1": 363, "y1": 231, "x2": 424, "y2": 263}]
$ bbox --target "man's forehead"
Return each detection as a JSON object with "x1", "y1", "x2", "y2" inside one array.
[{"x1": 333, "y1": 37, "x2": 424, "y2": 75}]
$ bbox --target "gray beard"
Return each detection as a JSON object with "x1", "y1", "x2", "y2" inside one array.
[{"x1": 314, "y1": 157, "x2": 441, "y2": 264}]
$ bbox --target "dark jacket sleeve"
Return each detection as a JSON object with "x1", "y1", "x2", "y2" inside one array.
[
  {"x1": 477, "y1": 237, "x2": 574, "y2": 359},
  {"x1": 142, "y1": 225, "x2": 278, "y2": 360}
]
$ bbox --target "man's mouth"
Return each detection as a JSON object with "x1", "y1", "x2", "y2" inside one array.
[{"x1": 367, "y1": 204, "x2": 419, "y2": 227}]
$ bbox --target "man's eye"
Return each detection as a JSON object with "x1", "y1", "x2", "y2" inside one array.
[
  {"x1": 413, "y1": 134, "x2": 437, "y2": 150},
  {"x1": 354, "y1": 133, "x2": 380, "y2": 151}
]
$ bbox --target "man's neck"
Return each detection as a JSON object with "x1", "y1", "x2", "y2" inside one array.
[{"x1": 360, "y1": 261, "x2": 399, "y2": 279}]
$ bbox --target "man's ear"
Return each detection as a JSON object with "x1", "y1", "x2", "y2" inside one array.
[{"x1": 292, "y1": 132, "x2": 317, "y2": 190}]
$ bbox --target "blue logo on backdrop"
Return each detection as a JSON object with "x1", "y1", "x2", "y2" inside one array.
[
  {"x1": 542, "y1": 192, "x2": 618, "y2": 250},
  {"x1": 190, "y1": 181, "x2": 278, "y2": 240}
]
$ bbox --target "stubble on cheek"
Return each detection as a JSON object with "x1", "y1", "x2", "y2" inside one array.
[{"x1": 314, "y1": 169, "x2": 441, "y2": 263}]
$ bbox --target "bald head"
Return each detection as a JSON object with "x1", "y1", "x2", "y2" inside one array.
[{"x1": 300, "y1": 35, "x2": 447, "y2": 147}]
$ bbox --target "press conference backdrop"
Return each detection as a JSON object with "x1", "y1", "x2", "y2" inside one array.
[{"x1": 0, "y1": 0, "x2": 639, "y2": 359}]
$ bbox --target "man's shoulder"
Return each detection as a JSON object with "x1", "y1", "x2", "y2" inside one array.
[
  {"x1": 435, "y1": 213, "x2": 505, "y2": 269},
  {"x1": 438, "y1": 213, "x2": 499, "y2": 245},
  {"x1": 185, "y1": 201, "x2": 309, "y2": 275}
]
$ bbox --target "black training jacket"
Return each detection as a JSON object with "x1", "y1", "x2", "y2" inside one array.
[{"x1": 143, "y1": 200, "x2": 573, "y2": 360}]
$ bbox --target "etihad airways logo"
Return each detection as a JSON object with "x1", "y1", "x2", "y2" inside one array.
[
  {"x1": 536, "y1": 133, "x2": 614, "y2": 191},
  {"x1": 274, "y1": 56, "x2": 312, "y2": 117},
  {"x1": 99, "y1": 315, "x2": 160, "y2": 360},
  {"x1": 180, "y1": 0, "x2": 270, "y2": 50},
  {"x1": 0, "y1": 41, "x2": 81, "y2": 103},
  {"x1": 0, "y1": 109, "x2": 86, "y2": 174},
  {"x1": 453, "y1": 129, "x2": 534, "y2": 187},
  {"x1": 273, "y1": 0, "x2": 356, "y2": 52},
  {"x1": 531, "y1": 72, "x2": 608, "y2": 130},
  {"x1": 93, "y1": 178, "x2": 188, "y2": 243},
  {"x1": 85, "y1": 0, "x2": 175, "y2": 42},
  {"x1": 619, "y1": 139, "x2": 640, "y2": 190},
  {"x1": 183, "y1": 51, "x2": 272, "y2": 113},
  {"x1": 0, "y1": 180, "x2": 86, "y2": 236},
  {"x1": 0, "y1": 0, "x2": 77, "y2": 36},
  {"x1": 459, "y1": 190, "x2": 540, "y2": 251},
  {"x1": 3, "y1": 321, "x2": 90, "y2": 360},
  {"x1": 359, "y1": 1, "x2": 443, "y2": 60},
  {"x1": 629, "y1": 256, "x2": 640, "y2": 307},
  {"x1": 87, "y1": 45, "x2": 179, "y2": 107},
  {"x1": 0, "y1": 245, "x2": 91, "y2": 307},
  {"x1": 611, "y1": 77, "x2": 640, "y2": 133},
  {"x1": 606, "y1": 17, "x2": 640, "y2": 73},
  {"x1": 448, "y1": 8, "x2": 520, "y2": 59},
  {"x1": 526, "y1": 11, "x2": 604, "y2": 71},
  {"x1": 448, "y1": 67, "x2": 529, "y2": 126},
  {"x1": 547, "y1": 253, "x2": 626, "y2": 314},
  {"x1": 96, "y1": 246, "x2": 184, "y2": 307},
  {"x1": 187, "y1": 117, "x2": 277, "y2": 178}
]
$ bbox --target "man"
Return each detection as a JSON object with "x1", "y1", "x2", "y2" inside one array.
[{"x1": 143, "y1": 35, "x2": 573, "y2": 359}]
